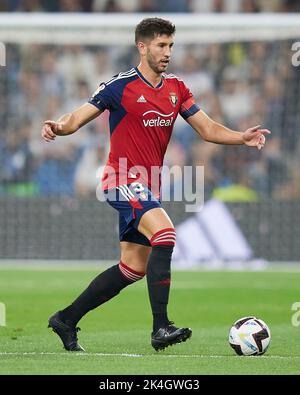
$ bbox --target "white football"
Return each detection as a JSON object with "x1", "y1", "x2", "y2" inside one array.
[{"x1": 229, "y1": 316, "x2": 271, "y2": 356}]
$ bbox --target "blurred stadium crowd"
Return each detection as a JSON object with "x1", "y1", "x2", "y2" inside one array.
[
  {"x1": 0, "y1": 3, "x2": 300, "y2": 202},
  {"x1": 1, "y1": 0, "x2": 300, "y2": 13},
  {"x1": 1, "y1": 39, "x2": 299, "y2": 201}
]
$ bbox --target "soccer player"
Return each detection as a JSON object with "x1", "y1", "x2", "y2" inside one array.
[{"x1": 42, "y1": 18, "x2": 270, "y2": 352}]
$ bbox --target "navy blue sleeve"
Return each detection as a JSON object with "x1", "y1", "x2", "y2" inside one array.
[
  {"x1": 88, "y1": 82, "x2": 118, "y2": 111},
  {"x1": 89, "y1": 70, "x2": 138, "y2": 112}
]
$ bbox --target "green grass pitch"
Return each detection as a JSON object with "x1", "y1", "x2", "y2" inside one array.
[{"x1": 0, "y1": 266, "x2": 300, "y2": 375}]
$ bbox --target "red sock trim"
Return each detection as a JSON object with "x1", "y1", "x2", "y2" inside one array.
[
  {"x1": 119, "y1": 261, "x2": 145, "y2": 282},
  {"x1": 150, "y1": 228, "x2": 176, "y2": 247}
]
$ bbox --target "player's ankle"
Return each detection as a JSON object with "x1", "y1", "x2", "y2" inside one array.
[
  {"x1": 59, "y1": 308, "x2": 78, "y2": 327},
  {"x1": 153, "y1": 313, "x2": 170, "y2": 333}
]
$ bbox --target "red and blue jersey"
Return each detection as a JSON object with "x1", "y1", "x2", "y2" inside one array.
[{"x1": 89, "y1": 67, "x2": 200, "y2": 197}]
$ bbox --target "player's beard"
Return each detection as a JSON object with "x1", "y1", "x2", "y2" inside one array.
[{"x1": 146, "y1": 50, "x2": 168, "y2": 74}]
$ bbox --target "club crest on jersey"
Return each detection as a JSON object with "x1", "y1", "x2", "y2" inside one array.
[
  {"x1": 139, "y1": 192, "x2": 148, "y2": 201},
  {"x1": 169, "y1": 92, "x2": 178, "y2": 107}
]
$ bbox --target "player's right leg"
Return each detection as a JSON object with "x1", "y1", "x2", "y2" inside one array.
[
  {"x1": 48, "y1": 186, "x2": 152, "y2": 352},
  {"x1": 48, "y1": 241, "x2": 150, "y2": 352}
]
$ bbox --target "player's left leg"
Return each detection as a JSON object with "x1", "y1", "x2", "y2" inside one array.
[
  {"x1": 48, "y1": 241, "x2": 151, "y2": 352},
  {"x1": 138, "y1": 208, "x2": 192, "y2": 351},
  {"x1": 138, "y1": 207, "x2": 175, "y2": 333}
]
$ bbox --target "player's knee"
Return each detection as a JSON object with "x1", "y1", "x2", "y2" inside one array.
[
  {"x1": 150, "y1": 228, "x2": 176, "y2": 247},
  {"x1": 119, "y1": 261, "x2": 145, "y2": 283}
]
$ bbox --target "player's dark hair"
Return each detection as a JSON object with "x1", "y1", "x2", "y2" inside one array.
[{"x1": 135, "y1": 18, "x2": 176, "y2": 44}]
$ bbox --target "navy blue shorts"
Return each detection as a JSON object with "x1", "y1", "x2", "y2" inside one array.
[{"x1": 104, "y1": 183, "x2": 161, "y2": 247}]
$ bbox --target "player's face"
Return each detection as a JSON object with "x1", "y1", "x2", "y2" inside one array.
[{"x1": 146, "y1": 34, "x2": 174, "y2": 74}]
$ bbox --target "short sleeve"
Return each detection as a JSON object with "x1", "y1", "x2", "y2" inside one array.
[
  {"x1": 179, "y1": 82, "x2": 200, "y2": 120},
  {"x1": 88, "y1": 83, "x2": 115, "y2": 111}
]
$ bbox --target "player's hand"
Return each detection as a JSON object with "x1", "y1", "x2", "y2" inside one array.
[
  {"x1": 242, "y1": 125, "x2": 271, "y2": 150},
  {"x1": 41, "y1": 120, "x2": 63, "y2": 142}
]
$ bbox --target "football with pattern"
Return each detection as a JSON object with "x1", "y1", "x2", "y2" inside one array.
[{"x1": 229, "y1": 316, "x2": 271, "y2": 356}]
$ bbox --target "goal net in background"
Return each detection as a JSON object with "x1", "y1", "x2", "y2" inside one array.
[{"x1": 0, "y1": 13, "x2": 299, "y2": 264}]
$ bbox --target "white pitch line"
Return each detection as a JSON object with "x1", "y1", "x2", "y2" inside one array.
[
  {"x1": 0, "y1": 352, "x2": 300, "y2": 360},
  {"x1": 0, "y1": 352, "x2": 142, "y2": 358}
]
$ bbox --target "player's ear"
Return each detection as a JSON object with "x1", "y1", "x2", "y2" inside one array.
[{"x1": 137, "y1": 41, "x2": 147, "y2": 56}]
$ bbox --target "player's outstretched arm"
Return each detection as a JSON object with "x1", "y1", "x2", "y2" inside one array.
[
  {"x1": 41, "y1": 103, "x2": 102, "y2": 142},
  {"x1": 187, "y1": 110, "x2": 271, "y2": 150}
]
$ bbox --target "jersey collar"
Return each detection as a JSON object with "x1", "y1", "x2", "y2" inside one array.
[{"x1": 134, "y1": 67, "x2": 164, "y2": 89}]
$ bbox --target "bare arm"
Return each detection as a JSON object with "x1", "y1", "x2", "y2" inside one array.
[
  {"x1": 187, "y1": 110, "x2": 271, "y2": 150},
  {"x1": 41, "y1": 103, "x2": 102, "y2": 142}
]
